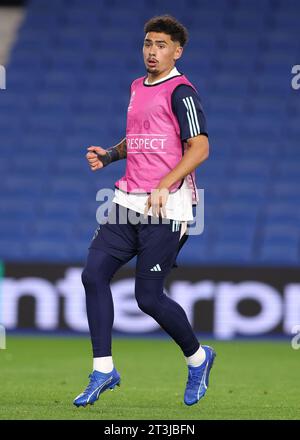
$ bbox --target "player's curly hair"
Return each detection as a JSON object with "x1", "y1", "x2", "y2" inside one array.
[{"x1": 144, "y1": 15, "x2": 188, "y2": 47}]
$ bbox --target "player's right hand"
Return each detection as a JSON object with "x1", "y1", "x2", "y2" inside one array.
[{"x1": 86, "y1": 146, "x2": 107, "y2": 171}]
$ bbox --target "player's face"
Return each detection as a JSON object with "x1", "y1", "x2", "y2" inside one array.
[{"x1": 143, "y1": 32, "x2": 183, "y2": 79}]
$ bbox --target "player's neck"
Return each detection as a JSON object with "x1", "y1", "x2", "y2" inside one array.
[{"x1": 147, "y1": 66, "x2": 176, "y2": 84}]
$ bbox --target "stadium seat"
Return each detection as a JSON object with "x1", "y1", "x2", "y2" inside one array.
[{"x1": 0, "y1": 0, "x2": 299, "y2": 265}]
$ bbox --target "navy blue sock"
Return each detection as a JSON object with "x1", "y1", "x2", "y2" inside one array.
[
  {"x1": 82, "y1": 248, "x2": 124, "y2": 357},
  {"x1": 135, "y1": 276, "x2": 200, "y2": 357}
]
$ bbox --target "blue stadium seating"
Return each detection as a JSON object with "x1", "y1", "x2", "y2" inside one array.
[{"x1": 0, "y1": 0, "x2": 299, "y2": 265}]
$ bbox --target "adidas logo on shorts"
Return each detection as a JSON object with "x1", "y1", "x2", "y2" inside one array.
[{"x1": 150, "y1": 264, "x2": 162, "y2": 272}]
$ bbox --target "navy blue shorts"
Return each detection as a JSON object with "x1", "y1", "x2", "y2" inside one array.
[{"x1": 89, "y1": 202, "x2": 189, "y2": 278}]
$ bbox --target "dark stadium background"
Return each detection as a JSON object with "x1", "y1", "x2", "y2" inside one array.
[
  {"x1": 0, "y1": 0, "x2": 299, "y2": 421},
  {"x1": 1, "y1": 0, "x2": 299, "y2": 339}
]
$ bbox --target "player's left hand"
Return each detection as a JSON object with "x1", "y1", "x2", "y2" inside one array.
[{"x1": 144, "y1": 187, "x2": 169, "y2": 218}]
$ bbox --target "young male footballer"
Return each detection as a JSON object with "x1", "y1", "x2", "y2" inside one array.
[{"x1": 73, "y1": 15, "x2": 215, "y2": 408}]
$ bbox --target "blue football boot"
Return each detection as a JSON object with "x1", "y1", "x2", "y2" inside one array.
[
  {"x1": 73, "y1": 368, "x2": 121, "y2": 407},
  {"x1": 184, "y1": 345, "x2": 216, "y2": 406}
]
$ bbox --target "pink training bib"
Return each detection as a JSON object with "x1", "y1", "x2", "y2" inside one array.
[{"x1": 115, "y1": 74, "x2": 199, "y2": 204}]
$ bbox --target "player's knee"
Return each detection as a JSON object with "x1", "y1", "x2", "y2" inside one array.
[
  {"x1": 81, "y1": 267, "x2": 92, "y2": 288},
  {"x1": 135, "y1": 276, "x2": 165, "y2": 314},
  {"x1": 136, "y1": 295, "x2": 156, "y2": 315},
  {"x1": 81, "y1": 266, "x2": 100, "y2": 289},
  {"x1": 135, "y1": 284, "x2": 157, "y2": 315},
  {"x1": 82, "y1": 258, "x2": 112, "y2": 291}
]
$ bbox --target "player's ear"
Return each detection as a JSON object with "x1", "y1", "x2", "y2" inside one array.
[{"x1": 174, "y1": 45, "x2": 183, "y2": 61}]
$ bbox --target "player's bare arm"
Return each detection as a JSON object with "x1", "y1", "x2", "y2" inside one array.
[
  {"x1": 86, "y1": 137, "x2": 127, "y2": 171},
  {"x1": 160, "y1": 134, "x2": 209, "y2": 187},
  {"x1": 145, "y1": 134, "x2": 209, "y2": 217}
]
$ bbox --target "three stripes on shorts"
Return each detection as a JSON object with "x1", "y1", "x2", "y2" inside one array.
[{"x1": 172, "y1": 220, "x2": 181, "y2": 232}]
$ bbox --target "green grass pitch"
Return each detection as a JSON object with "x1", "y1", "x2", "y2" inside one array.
[{"x1": 0, "y1": 336, "x2": 299, "y2": 420}]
